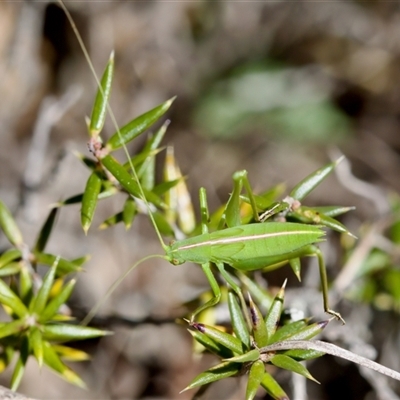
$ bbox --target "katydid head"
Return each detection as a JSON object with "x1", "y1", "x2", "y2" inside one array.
[{"x1": 165, "y1": 244, "x2": 185, "y2": 266}]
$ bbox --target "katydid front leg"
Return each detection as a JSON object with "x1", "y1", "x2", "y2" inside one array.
[
  {"x1": 188, "y1": 187, "x2": 221, "y2": 321},
  {"x1": 189, "y1": 187, "x2": 249, "y2": 322}
]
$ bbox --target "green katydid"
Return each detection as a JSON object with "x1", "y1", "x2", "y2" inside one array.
[
  {"x1": 82, "y1": 158, "x2": 347, "y2": 326},
  {"x1": 160, "y1": 165, "x2": 346, "y2": 325},
  {"x1": 58, "y1": 2, "x2": 350, "y2": 325}
]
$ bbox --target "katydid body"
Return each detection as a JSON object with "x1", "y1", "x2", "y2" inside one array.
[
  {"x1": 164, "y1": 221, "x2": 344, "y2": 324},
  {"x1": 166, "y1": 222, "x2": 324, "y2": 270}
]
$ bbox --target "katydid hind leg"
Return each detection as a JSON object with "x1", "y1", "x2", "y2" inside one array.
[
  {"x1": 262, "y1": 244, "x2": 345, "y2": 324},
  {"x1": 312, "y1": 246, "x2": 345, "y2": 324}
]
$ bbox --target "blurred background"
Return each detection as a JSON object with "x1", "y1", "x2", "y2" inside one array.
[{"x1": 1, "y1": 1, "x2": 400, "y2": 399}]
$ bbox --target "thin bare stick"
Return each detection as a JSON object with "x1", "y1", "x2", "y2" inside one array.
[{"x1": 260, "y1": 340, "x2": 400, "y2": 382}]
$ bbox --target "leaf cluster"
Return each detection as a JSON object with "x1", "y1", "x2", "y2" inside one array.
[
  {"x1": 0, "y1": 202, "x2": 109, "y2": 390},
  {"x1": 185, "y1": 283, "x2": 327, "y2": 400}
]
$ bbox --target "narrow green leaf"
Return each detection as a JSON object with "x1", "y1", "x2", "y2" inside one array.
[
  {"x1": 39, "y1": 279, "x2": 76, "y2": 323},
  {"x1": 99, "y1": 154, "x2": 166, "y2": 208},
  {"x1": 139, "y1": 145, "x2": 156, "y2": 192},
  {"x1": 19, "y1": 264, "x2": 33, "y2": 303},
  {"x1": 49, "y1": 314, "x2": 74, "y2": 322},
  {"x1": 70, "y1": 255, "x2": 89, "y2": 267},
  {"x1": 0, "y1": 200, "x2": 23, "y2": 247},
  {"x1": 316, "y1": 212, "x2": 355, "y2": 237},
  {"x1": 30, "y1": 259, "x2": 58, "y2": 315},
  {"x1": 152, "y1": 178, "x2": 182, "y2": 197},
  {"x1": 181, "y1": 361, "x2": 241, "y2": 392},
  {"x1": 137, "y1": 121, "x2": 169, "y2": 178},
  {"x1": 106, "y1": 97, "x2": 175, "y2": 150},
  {"x1": 246, "y1": 360, "x2": 265, "y2": 400},
  {"x1": 139, "y1": 124, "x2": 168, "y2": 191},
  {"x1": 225, "y1": 170, "x2": 245, "y2": 228},
  {"x1": 122, "y1": 197, "x2": 137, "y2": 230},
  {"x1": 270, "y1": 354, "x2": 319, "y2": 382},
  {"x1": 30, "y1": 326, "x2": 44, "y2": 367},
  {"x1": 284, "y1": 320, "x2": 329, "y2": 341},
  {"x1": 228, "y1": 291, "x2": 250, "y2": 349},
  {"x1": 34, "y1": 208, "x2": 58, "y2": 253},
  {"x1": 188, "y1": 329, "x2": 234, "y2": 359},
  {"x1": 42, "y1": 341, "x2": 86, "y2": 388},
  {"x1": 99, "y1": 211, "x2": 123, "y2": 229},
  {"x1": 289, "y1": 257, "x2": 301, "y2": 281},
  {"x1": 283, "y1": 348, "x2": 325, "y2": 361},
  {"x1": 81, "y1": 171, "x2": 103, "y2": 234},
  {"x1": 49, "y1": 277, "x2": 63, "y2": 297},
  {"x1": 289, "y1": 157, "x2": 343, "y2": 201},
  {"x1": 74, "y1": 152, "x2": 98, "y2": 170},
  {"x1": 309, "y1": 205, "x2": 355, "y2": 218},
  {"x1": 0, "y1": 248, "x2": 22, "y2": 269},
  {"x1": 190, "y1": 322, "x2": 243, "y2": 354},
  {"x1": 53, "y1": 194, "x2": 84, "y2": 207},
  {"x1": 260, "y1": 372, "x2": 289, "y2": 400},
  {"x1": 153, "y1": 211, "x2": 174, "y2": 236},
  {"x1": 89, "y1": 51, "x2": 114, "y2": 137},
  {"x1": 291, "y1": 206, "x2": 356, "y2": 238},
  {"x1": 0, "y1": 319, "x2": 27, "y2": 340},
  {"x1": 10, "y1": 336, "x2": 29, "y2": 391},
  {"x1": 52, "y1": 344, "x2": 90, "y2": 361},
  {"x1": 224, "y1": 349, "x2": 260, "y2": 363},
  {"x1": 265, "y1": 281, "x2": 285, "y2": 341},
  {"x1": 10, "y1": 353, "x2": 26, "y2": 391},
  {"x1": 269, "y1": 320, "x2": 308, "y2": 344},
  {"x1": 0, "y1": 279, "x2": 28, "y2": 318},
  {"x1": 237, "y1": 272, "x2": 273, "y2": 311},
  {"x1": 122, "y1": 147, "x2": 164, "y2": 172},
  {"x1": 249, "y1": 294, "x2": 269, "y2": 347},
  {"x1": 42, "y1": 323, "x2": 111, "y2": 342},
  {"x1": 33, "y1": 252, "x2": 82, "y2": 275},
  {"x1": 240, "y1": 183, "x2": 286, "y2": 211},
  {"x1": 0, "y1": 262, "x2": 21, "y2": 277},
  {"x1": 53, "y1": 186, "x2": 117, "y2": 207}
]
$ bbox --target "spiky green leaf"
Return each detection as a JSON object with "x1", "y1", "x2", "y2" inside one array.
[{"x1": 106, "y1": 97, "x2": 175, "y2": 150}]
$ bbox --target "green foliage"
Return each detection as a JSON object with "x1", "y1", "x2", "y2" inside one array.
[
  {"x1": 184, "y1": 283, "x2": 328, "y2": 399},
  {"x1": 0, "y1": 202, "x2": 110, "y2": 389}
]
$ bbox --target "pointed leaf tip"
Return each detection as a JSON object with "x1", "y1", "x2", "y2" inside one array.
[
  {"x1": 0, "y1": 200, "x2": 23, "y2": 247},
  {"x1": 106, "y1": 97, "x2": 176, "y2": 150}
]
